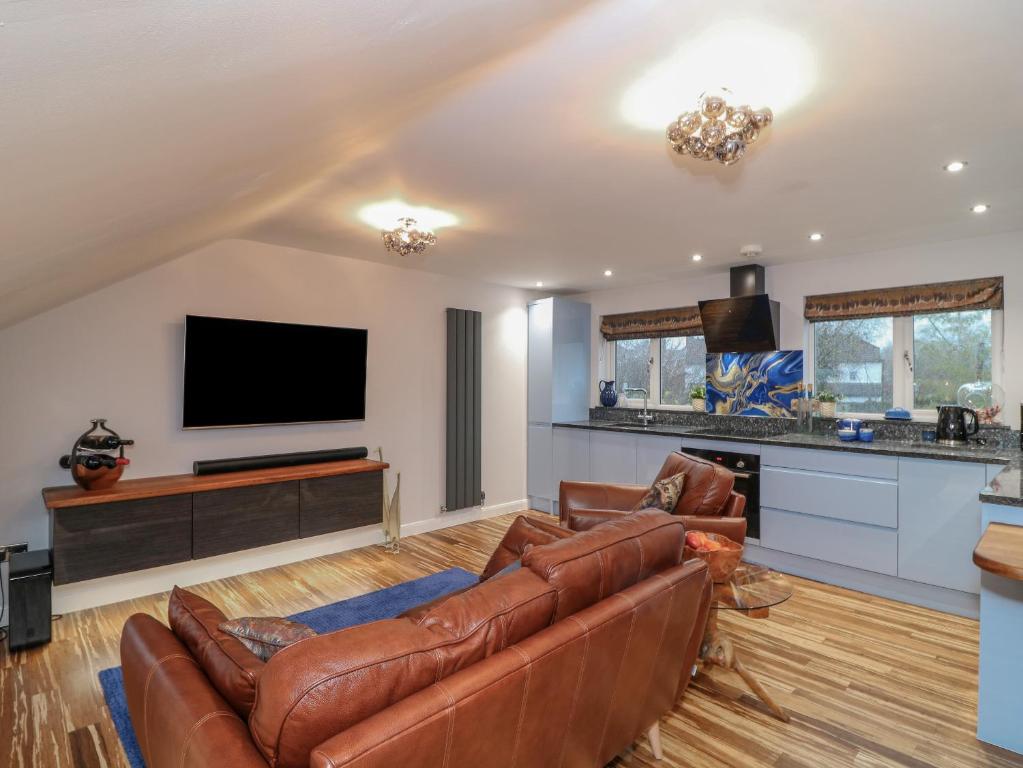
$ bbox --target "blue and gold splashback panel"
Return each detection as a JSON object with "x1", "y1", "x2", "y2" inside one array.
[{"x1": 705, "y1": 351, "x2": 803, "y2": 417}]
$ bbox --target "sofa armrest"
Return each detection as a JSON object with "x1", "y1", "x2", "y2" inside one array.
[
  {"x1": 566, "y1": 508, "x2": 630, "y2": 531},
  {"x1": 120, "y1": 614, "x2": 267, "y2": 768},
  {"x1": 682, "y1": 515, "x2": 747, "y2": 544},
  {"x1": 558, "y1": 481, "x2": 647, "y2": 524},
  {"x1": 722, "y1": 490, "x2": 747, "y2": 518}
]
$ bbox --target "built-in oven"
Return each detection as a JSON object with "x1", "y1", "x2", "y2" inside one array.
[{"x1": 682, "y1": 447, "x2": 760, "y2": 541}]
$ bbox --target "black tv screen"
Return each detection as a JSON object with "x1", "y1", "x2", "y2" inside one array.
[{"x1": 183, "y1": 315, "x2": 367, "y2": 429}]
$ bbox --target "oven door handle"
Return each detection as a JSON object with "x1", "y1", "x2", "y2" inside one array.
[{"x1": 732, "y1": 471, "x2": 754, "y2": 479}]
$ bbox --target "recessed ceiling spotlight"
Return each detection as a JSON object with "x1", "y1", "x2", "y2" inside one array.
[
  {"x1": 535, "y1": 281, "x2": 544, "y2": 288},
  {"x1": 809, "y1": 232, "x2": 824, "y2": 241},
  {"x1": 604, "y1": 269, "x2": 613, "y2": 277},
  {"x1": 971, "y1": 203, "x2": 989, "y2": 214},
  {"x1": 692, "y1": 253, "x2": 703, "y2": 262},
  {"x1": 944, "y1": 161, "x2": 967, "y2": 173}
]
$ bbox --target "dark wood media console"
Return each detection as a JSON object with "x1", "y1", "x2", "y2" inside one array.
[{"x1": 43, "y1": 459, "x2": 388, "y2": 585}]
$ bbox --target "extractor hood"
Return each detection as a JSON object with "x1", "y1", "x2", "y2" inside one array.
[{"x1": 698, "y1": 262, "x2": 780, "y2": 353}]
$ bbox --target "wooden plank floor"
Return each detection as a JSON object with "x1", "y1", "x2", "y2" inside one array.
[{"x1": 2, "y1": 510, "x2": 1021, "y2": 768}]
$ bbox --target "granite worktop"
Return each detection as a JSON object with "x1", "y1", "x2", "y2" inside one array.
[
  {"x1": 554, "y1": 419, "x2": 1017, "y2": 464},
  {"x1": 554, "y1": 417, "x2": 1023, "y2": 507}
]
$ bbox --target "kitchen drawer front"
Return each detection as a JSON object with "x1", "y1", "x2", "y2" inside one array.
[
  {"x1": 680, "y1": 437, "x2": 761, "y2": 456},
  {"x1": 761, "y1": 508, "x2": 898, "y2": 575},
  {"x1": 761, "y1": 445, "x2": 898, "y2": 480},
  {"x1": 761, "y1": 466, "x2": 898, "y2": 528}
]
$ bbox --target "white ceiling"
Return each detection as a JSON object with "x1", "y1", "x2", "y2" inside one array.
[{"x1": 3, "y1": 0, "x2": 1022, "y2": 327}]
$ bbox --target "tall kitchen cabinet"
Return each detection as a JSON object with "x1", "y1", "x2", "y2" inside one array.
[{"x1": 527, "y1": 297, "x2": 591, "y2": 514}]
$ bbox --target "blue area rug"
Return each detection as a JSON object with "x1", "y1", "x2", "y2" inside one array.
[{"x1": 100, "y1": 567, "x2": 477, "y2": 768}]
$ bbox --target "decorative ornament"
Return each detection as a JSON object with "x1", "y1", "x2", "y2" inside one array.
[
  {"x1": 381, "y1": 217, "x2": 437, "y2": 256},
  {"x1": 59, "y1": 418, "x2": 134, "y2": 490},
  {"x1": 668, "y1": 89, "x2": 772, "y2": 166}
]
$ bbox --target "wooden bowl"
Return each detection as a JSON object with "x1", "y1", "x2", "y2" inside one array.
[
  {"x1": 684, "y1": 532, "x2": 744, "y2": 583},
  {"x1": 72, "y1": 462, "x2": 125, "y2": 491}
]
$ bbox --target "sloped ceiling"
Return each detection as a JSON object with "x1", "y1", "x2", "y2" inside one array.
[{"x1": 3, "y1": 0, "x2": 1023, "y2": 328}]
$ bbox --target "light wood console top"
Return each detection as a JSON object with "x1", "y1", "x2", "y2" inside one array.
[
  {"x1": 42, "y1": 459, "x2": 389, "y2": 510},
  {"x1": 974, "y1": 523, "x2": 1023, "y2": 581}
]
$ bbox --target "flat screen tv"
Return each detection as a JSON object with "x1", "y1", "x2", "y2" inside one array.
[{"x1": 183, "y1": 315, "x2": 367, "y2": 429}]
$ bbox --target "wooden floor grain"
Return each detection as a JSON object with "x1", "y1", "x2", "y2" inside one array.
[{"x1": 2, "y1": 511, "x2": 1020, "y2": 768}]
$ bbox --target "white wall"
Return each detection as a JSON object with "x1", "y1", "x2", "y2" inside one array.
[
  {"x1": 576, "y1": 231, "x2": 1023, "y2": 428},
  {"x1": 0, "y1": 239, "x2": 531, "y2": 612}
]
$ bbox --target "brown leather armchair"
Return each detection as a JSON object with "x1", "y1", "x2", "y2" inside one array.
[{"x1": 559, "y1": 450, "x2": 748, "y2": 543}]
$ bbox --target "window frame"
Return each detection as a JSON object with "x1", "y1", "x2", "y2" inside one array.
[
  {"x1": 806, "y1": 309, "x2": 1003, "y2": 422},
  {"x1": 605, "y1": 335, "x2": 706, "y2": 411}
]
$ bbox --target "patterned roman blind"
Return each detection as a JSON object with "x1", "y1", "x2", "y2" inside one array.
[
  {"x1": 804, "y1": 276, "x2": 1003, "y2": 322},
  {"x1": 600, "y1": 305, "x2": 703, "y2": 340}
]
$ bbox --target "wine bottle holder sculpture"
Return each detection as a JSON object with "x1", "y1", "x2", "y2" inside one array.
[{"x1": 59, "y1": 419, "x2": 135, "y2": 491}]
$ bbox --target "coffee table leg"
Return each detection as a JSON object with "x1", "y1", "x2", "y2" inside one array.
[{"x1": 702, "y1": 626, "x2": 790, "y2": 723}]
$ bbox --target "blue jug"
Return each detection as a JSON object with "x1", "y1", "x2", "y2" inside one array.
[{"x1": 599, "y1": 380, "x2": 618, "y2": 407}]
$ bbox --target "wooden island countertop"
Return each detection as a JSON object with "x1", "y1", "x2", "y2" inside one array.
[{"x1": 974, "y1": 522, "x2": 1023, "y2": 581}]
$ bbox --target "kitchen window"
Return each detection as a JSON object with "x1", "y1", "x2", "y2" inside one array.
[
  {"x1": 811, "y1": 309, "x2": 1001, "y2": 419},
  {"x1": 611, "y1": 336, "x2": 707, "y2": 409}
]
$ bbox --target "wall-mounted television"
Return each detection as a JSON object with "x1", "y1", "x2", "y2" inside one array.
[{"x1": 183, "y1": 315, "x2": 367, "y2": 429}]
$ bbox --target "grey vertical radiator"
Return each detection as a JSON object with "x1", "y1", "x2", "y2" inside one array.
[{"x1": 446, "y1": 308, "x2": 482, "y2": 511}]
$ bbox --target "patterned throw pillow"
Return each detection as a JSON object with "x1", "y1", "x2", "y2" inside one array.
[
  {"x1": 218, "y1": 617, "x2": 318, "y2": 661},
  {"x1": 632, "y1": 471, "x2": 686, "y2": 513}
]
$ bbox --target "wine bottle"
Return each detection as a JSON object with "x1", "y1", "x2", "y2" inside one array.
[{"x1": 79, "y1": 435, "x2": 135, "y2": 450}]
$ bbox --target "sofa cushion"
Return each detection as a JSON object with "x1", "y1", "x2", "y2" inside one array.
[
  {"x1": 219, "y1": 617, "x2": 318, "y2": 662},
  {"x1": 522, "y1": 509, "x2": 684, "y2": 621},
  {"x1": 632, "y1": 471, "x2": 686, "y2": 512},
  {"x1": 167, "y1": 586, "x2": 265, "y2": 717},
  {"x1": 249, "y1": 567, "x2": 557, "y2": 768},
  {"x1": 479, "y1": 514, "x2": 574, "y2": 580}
]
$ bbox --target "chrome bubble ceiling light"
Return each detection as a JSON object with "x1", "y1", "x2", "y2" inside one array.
[
  {"x1": 667, "y1": 89, "x2": 773, "y2": 166},
  {"x1": 381, "y1": 217, "x2": 437, "y2": 256}
]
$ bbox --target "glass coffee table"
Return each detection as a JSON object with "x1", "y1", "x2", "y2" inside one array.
[{"x1": 700, "y1": 563, "x2": 793, "y2": 722}]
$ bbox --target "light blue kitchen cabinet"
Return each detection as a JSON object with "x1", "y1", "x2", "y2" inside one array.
[
  {"x1": 761, "y1": 445, "x2": 898, "y2": 480},
  {"x1": 761, "y1": 466, "x2": 898, "y2": 528},
  {"x1": 553, "y1": 427, "x2": 590, "y2": 501},
  {"x1": 588, "y1": 430, "x2": 638, "y2": 485},
  {"x1": 527, "y1": 300, "x2": 553, "y2": 424},
  {"x1": 760, "y1": 507, "x2": 899, "y2": 575},
  {"x1": 527, "y1": 297, "x2": 590, "y2": 510},
  {"x1": 527, "y1": 424, "x2": 554, "y2": 505},
  {"x1": 636, "y1": 435, "x2": 683, "y2": 485},
  {"x1": 897, "y1": 458, "x2": 987, "y2": 594}
]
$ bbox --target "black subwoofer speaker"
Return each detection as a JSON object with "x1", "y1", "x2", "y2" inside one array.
[{"x1": 8, "y1": 550, "x2": 52, "y2": 651}]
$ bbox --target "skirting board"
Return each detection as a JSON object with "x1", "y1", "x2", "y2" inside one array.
[
  {"x1": 744, "y1": 543, "x2": 980, "y2": 619},
  {"x1": 50, "y1": 498, "x2": 527, "y2": 616}
]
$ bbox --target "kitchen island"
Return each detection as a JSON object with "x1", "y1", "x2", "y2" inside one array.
[{"x1": 973, "y1": 470, "x2": 1023, "y2": 755}]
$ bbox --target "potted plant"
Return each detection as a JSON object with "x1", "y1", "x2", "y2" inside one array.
[
  {"x1": 689, "y1": 385, "x2": 707, "y2": 413},
  {"x1": 817, "y1": 390, "x2": 840, "y2": 418}
]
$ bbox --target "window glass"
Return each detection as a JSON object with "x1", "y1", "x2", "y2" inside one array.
[
  {"x1": 913, "y1": 310, "x2": 992, "y2": 410},
  {"x1": 615, "y1": 339, "x2": 651, "y2": 399},
  {"x1": 814, "y1": 318, "x2": 894, "y2": 414},
  {"x1": 660, "y1": 336, "x2": 708, "y2": 405}
]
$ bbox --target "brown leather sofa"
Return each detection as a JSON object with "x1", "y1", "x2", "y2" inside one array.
[
  {"x1": 559, "y1": 451, "x2": 748, "y2": 543},
  {"x1": 120, "y1": 510, "x2": 712, "y2": 768}
]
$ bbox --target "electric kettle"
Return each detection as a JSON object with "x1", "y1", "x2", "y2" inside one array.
[{"x1": 935, "y1": 404, "x2": 979, "y2": 445}]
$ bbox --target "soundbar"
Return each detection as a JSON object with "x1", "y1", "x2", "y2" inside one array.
[{"x1": 193, "y1": 447, "x2": 369, "y2": 476}]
